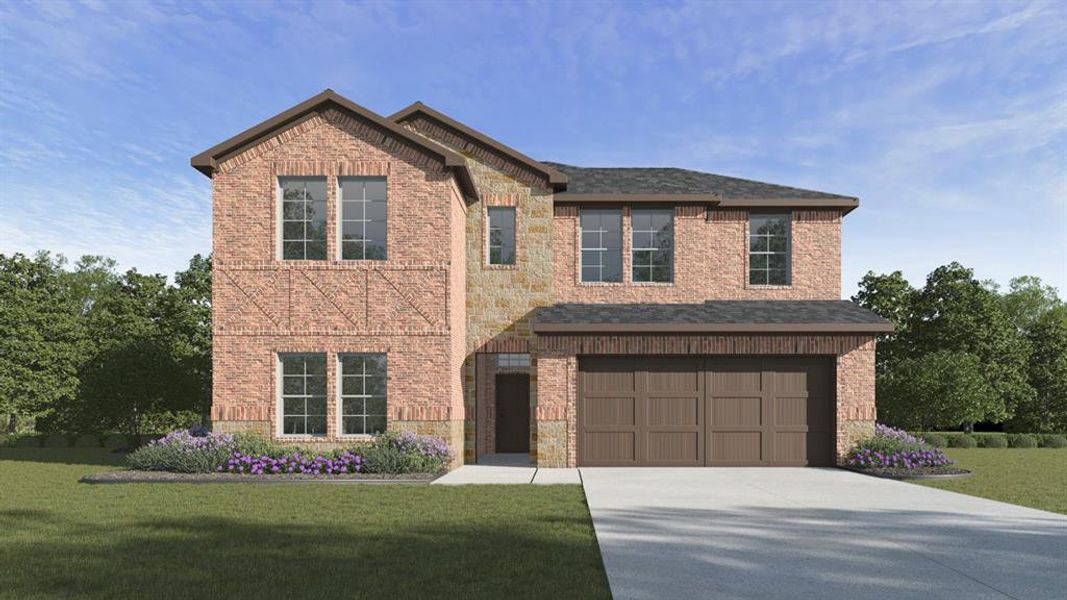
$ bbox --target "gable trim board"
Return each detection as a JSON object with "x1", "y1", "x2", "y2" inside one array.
[{"x1": 190, "y1": 89, "x2": 480, "y2": 201}]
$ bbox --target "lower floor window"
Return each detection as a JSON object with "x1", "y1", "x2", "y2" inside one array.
[
  {"x1": 339, "y1": 354, "x2": 387, "y2": 435},
  {"x1": 279, "y1": 354, "x2": 327, "y2": 436}
]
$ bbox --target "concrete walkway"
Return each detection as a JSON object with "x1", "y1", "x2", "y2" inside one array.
[
  {"x1": 432, "y1": 454, "x2": 581, "y2": 485},
  {"x1": 581, "y1": 468, "x2": 1067, "y2": 600}
]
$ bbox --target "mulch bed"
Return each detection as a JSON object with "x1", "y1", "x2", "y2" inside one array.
[
  {"x1": 840, "y1": 465, "x2": 972, "y2": 480},
  {"x1": 81, "y1": 470, "x2": 440, "y2": 485}
]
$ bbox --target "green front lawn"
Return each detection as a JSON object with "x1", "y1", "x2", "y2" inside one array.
[
  {"x1": 914, "y1": 448, "x2": 1067, "y2": 515},
  {"x1": 0, "y1": 448, "x2": 609, "y2": 599}
]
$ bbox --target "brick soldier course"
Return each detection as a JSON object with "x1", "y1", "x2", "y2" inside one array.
[{"x1": 193, "y1": 89, "x2": 890, "y2": 469}]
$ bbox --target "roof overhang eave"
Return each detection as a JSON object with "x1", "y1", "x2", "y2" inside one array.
[{"x1": 532, "y1": 322, "x2": 894, "y2": 334}]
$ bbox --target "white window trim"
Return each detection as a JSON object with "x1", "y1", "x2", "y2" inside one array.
[
  {"x1": 630, "y1": 208, "x2": 674, "y2": 283},
  {"x1": 336, "y1": 353, "x2": 388, "y2": 438},
  {"x1": 336, "y1": 176, "x2": 388, "y2": 261},
  {"x1": 748, "y1": 212, "x2": 793, "y2": 286},
  {"x1": 276, "y1": 353, "x2": 328, "y2": 438},
  {"x1": 486, "y1": 206, "x2": 516, "y2": 266},
  {"x1": 579, "y1": 208, "x2": 622, "y2": 283}
]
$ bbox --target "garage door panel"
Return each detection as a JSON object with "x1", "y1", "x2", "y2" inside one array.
[
  {"x1": 583, "y1": 396, "x2": 636, "y2": 427},
  {"x1": 647, "y1": 432, "x2": 701, "y2": 463},
  {"x1": 583, "y1": 432, "x2": 636, "y2": 463},
  {"x1": 647, "y1": 365, "x2": 701, "y2": 392},
  {"x1": 711, "y1": 432, "x2": 762, "y2": 462},
  {"x1": 774, "y1": 396, "x2": 808, "y2": 428},
  {"x1": 583, "y1": 363, "x2": 636, "y2": 392},
  {"x1": 579, "y1": 357, "x2": 834, "y2": 467},
  {"x1": 774, "y1": 432, "x2": 807, "y2": 463},
  {"x1": 711, "y1": 396, "x2": 762, "y2": 427},
  {"x1": 707, "y1": 368, "x2": 763, "y2": 393},
  {"x1": 647, "y1": 396, "x2": 700, "y2": 426}
]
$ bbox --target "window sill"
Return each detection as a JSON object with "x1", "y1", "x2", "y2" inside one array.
[
  {"x1": 485, "y1": 263, "x2": 519, "y2": 271},
  {"x1": 747, "y1": 284, "x2": 793, "y2": 290},
  {"x1": 631, "y1": 281, "x2": 674, "y2": 287},
  {"x1": 578, "y1": 281, "x2": 627, "y2": 287}
]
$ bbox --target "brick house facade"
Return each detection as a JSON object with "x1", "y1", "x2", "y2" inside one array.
[{"x1": 192, "y1": 90, "x2": 890, "y2": 468}]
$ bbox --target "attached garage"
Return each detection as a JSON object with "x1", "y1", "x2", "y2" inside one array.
[{"x1": 579, "y1": 356, "x2": 835, "y2": 467}]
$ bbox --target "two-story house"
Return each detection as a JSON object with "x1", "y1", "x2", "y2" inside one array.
[{"x1": 191, "y1": 89, "x2": 891, "y2": 468}]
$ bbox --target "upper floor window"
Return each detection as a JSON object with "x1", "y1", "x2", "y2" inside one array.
[
  {"x1": 631, "y1": 208, "x2": 673, "y2": 283},
  {"x1": 279, "y1": 353, "x2": 327, "y2": 436},
  {"x1": 279, "y1": 177, "x2": 327, "y2": 260},
  {"x1": 580, "y1": 208, "x2": 622, "y2": 283},
  {"x1": 749, "y1": 213, "x2": 791, "y2": 285},
  {"x1": 339, "y1": 177, "x2": 387, "y2": 260},
  {"x1": 339, "y1": 354, "x2": 387, "y2": 436},
  {"x1": 487, "y1": 207, "x2": 516, "y2": 265}
]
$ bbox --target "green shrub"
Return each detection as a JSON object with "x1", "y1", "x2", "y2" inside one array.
[
  {"x1": 74, "y1": 434, "x2": 101, "y2": 447},
  {"x1": 126, "y1": 429, "x2": 237, "y2": 473},
  {"x1": 978, "y1": 435, "x2": 1008, "y2": 448},
  {"x1": 14, "y1": 435, "x2": 40, "y2": 447},
  {"x1": 103, "y1": 434, "x2": 128, "y2": 449},
  {"x1": 1041, "y1": 435, "x2": 1067, "y2": 448},
  {"x1": 921, "y1": 433, "x2": 947, "y2": 447},
  {"x1": 951, "y1": 435, "x2": 977, "y2": 448},
  {"x1": 1007, "y1": 434, "x2": 1038, "y2": 448},
  {"x1": 43, "y1": 435, "x2": 70, "y2": 448},
  {"x1": 359, "y1": 443, "x2": 442, "y2": 474},
  {"x1": 231, "y1": 432, "x2": 306, "y2": 457}
]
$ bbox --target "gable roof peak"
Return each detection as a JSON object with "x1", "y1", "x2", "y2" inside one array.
[
  {"x1": 389, "y1": 101, "x2": 568, "y2": 189},
  {"x1": 189, "y1": 89, "x2": 478, "y2": 200}
]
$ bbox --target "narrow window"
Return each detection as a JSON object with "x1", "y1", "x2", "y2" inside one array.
[
  {"x1": 280, "y1": 177, "x2": 327, "y2": 260},
  {"x1": 339, "y1": 177, "x2": 388, "y2": 260},
  {"x1": 487, "y1": 207, "x2": 516, "y2": 265},
  {"x1": 631, "y1": 208, "x2": 673, "y2": 283},
  {"x1": 279, "y1": 353, "x2": 327, "y2": 436},
  {"x1": 580, "y1": 208, "x2": 622, "y2": 282},
  {"x1": 339, "y1": 354, "x2": 387, "y2": 436},
  {"x1": 749, "y1": 213, "x2": 791, "y2": 285}
]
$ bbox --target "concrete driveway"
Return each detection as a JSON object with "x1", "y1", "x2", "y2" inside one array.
[{"x1": 580, "y1": 468, "x2": 1067, "y2": 600}]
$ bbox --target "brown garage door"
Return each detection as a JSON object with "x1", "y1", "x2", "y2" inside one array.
[{"x1": 578, "y1": 357, "x2": 835, "y2": 467}]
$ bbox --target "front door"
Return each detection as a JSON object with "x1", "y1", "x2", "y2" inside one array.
[{"x1": 495, "y1": 374, "x2": 530, "y2": 453}]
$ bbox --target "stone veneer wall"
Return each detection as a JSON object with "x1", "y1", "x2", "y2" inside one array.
[
  {"x1": 534, "y1": 334, "x2": 877, "y2": 467},
  {"x1": 400, "y1": 115, "x2": 556, "y2": 463},
  {"x1": 210, "y1": 108, "x2": 467, "y2": 465},
  {"x1": 554, "y1": 205, "x2": 842, "y2": 302}
]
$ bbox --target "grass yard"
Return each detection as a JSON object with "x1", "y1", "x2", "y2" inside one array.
[
  {"x1": 0, "y1": 448, "x2": 609, "y2": 600},
  {"x1": 914, "y1": 448, "x2": 1067, "y2": 515}
]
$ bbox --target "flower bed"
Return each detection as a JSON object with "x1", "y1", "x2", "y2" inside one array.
[
  {"x1": 123, "y1": 427, "x2": 451, "y2": 477},
  {"x1": 844, "y1": 424, "x2": 969, "y2": 479}
]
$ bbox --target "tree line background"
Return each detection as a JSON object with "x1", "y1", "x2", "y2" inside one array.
[
  {"x1": 1, "y1": 252, "x2": 1064, "y2": 436},
  {"x1": 0, "y1": 252, "x2": 210, "y2": 436}
]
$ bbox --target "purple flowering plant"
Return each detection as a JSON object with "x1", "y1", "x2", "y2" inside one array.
[
  {"x1": 218, "y1": 451, "x2": 362, "y2": 475},
  {"x1": 846, "y1": 423, "x2": 953, "y2": 470}
]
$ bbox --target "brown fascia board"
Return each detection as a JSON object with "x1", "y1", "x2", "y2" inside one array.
[
  {"x1": 389, "y1": 101, "x2": 569, "y2": 191},
  {"x1": 554, "y1": 193, "x2": 859, "y2": 214},
  {"x1": 532, "y1": 322, "x2": 895, "y2": 334},
  {"x1": 189, "y1": 89, "x2": 479, "y2": 201}
]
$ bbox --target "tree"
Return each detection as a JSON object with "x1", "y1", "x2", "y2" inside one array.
[
  {"x1": 1001, "y1": 276, "x2": 1063, "y2": 333},
  {"x1": 852, "y1": 270, "x2": 916, "y2": 370},
  {"x1": 0, "y1": 253, "x2": 83, "y2": 432},
  {"x1": 159, "y1": 255, "x2": 212, "y2": 421},
  {"x1": 878, "y1": 350, "x2": 998, "y2": 430},
  {"x1": 906, "y1": 263, "x2": 1033, "y2": 429},
  {"x1": 1010, "y1": 307, "x2": 1067, "y2": 432}
]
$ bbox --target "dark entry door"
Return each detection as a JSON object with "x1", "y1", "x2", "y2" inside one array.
[{"x1": 496, "y1": 374, "x2": 530, "y2": 453}]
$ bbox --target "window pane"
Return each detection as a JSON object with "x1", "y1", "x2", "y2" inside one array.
[
  {"x1": 305, "y1": 240, "x2": 327, "y2": 260},
  {"x1": 769, "y1": 236, "x2": 787, "y2": 252},
  {"x1": 366, "y1": 200, "x2": 387, "y2": 222},
  {"x1": 342, "y1": 416, "x2": 363, "y2": 435},
  {"x1": 364, "y1": 222, "x2": 387, "y2": 258},
  {"x1": 750, "y1": 254, "x2": 769, "y2": 269},
  {"x1": 749, "y1": 268, "x2": 766, "y2": 286},
  {"x1": 652, "y1": 265, "x2": 671, "y2": 282},
  {"x1": 365, "y1": 416, "x2": 386, "y2": 435},
  {"x1": 768, "y1": 269, "x2": 788, "y2": 285},
  {"x1": 304, "y1": 179, "x2": 326, "y2": 202},
  {"x1": 489, "y1": 248, "x2": 502, "y2": 264},
  {"x1": 581, "y1": 266, "x2": 600, "y2": 283},
  {"x1": 342, "y1": 202, "x2": 364, "y2": 220},
  {"x1": 769, "y1": 254, "x2": 787, "y2": 269},
  {"x1": 341, "y1": 221, "x2": 365, "y2": 241},
  {"x1": 750, "y1": 236, "x2": 769, "y2": 252},
  {"x1": 633, "y1": 232, "x2": 654, "y2": 249},
  {"x1": 365, "y1": 397, "x2": 387, "y2": 416},
  {"x1": 580, "y1": 231, "x2": 600, "y2": 249},
  {"x1": 282, "y1": 241, "x2": 304, "y2": 260},
  {"x1": 341, "y1": 180, "x2": 363, "y2": 201},
  {"x1": 364, "y1": 179, "x2": 387, "y2": 201},
  {"x1": 602, "y1": 254, "x2": 622, "y2": 282},
  {"x1": 633, "y1": 267, "x2": 650, "y2": 283},
  {"x1": 282, "y1": 201, "x2": 307, "y2": 220}
]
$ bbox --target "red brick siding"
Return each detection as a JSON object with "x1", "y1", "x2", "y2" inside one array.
[
  {"x1": 553, "y1": 205, "x2": 842, "y2": 302},
  {"x1": 211, "y1": 108, "x2": 466, "y2": 452}
]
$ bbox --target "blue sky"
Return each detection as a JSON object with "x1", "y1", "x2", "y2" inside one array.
[{"x1": 1, "y1": 0, "x2": 1064, "y2": 296}]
